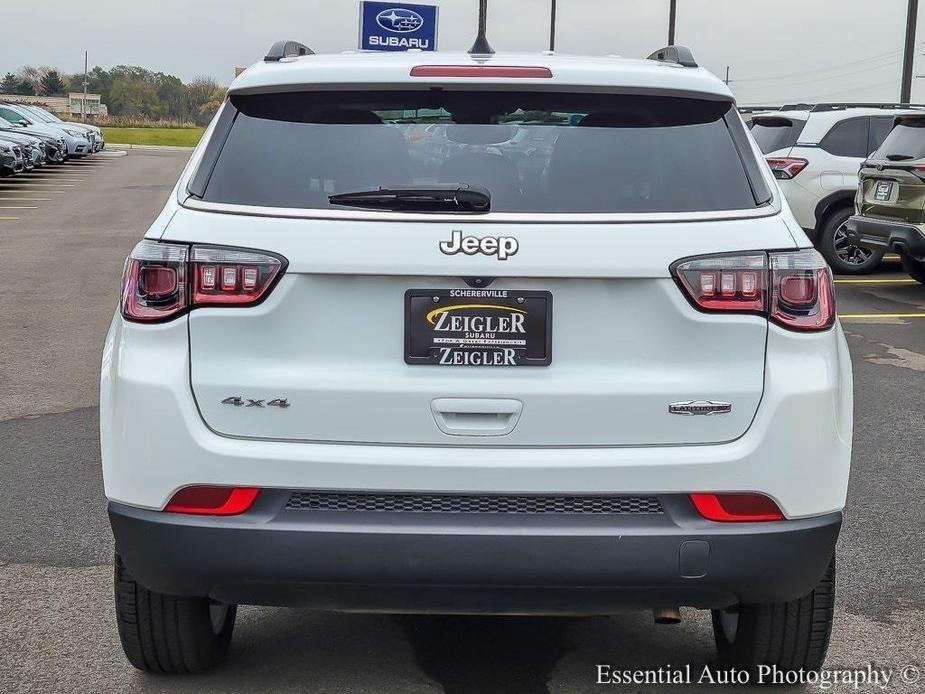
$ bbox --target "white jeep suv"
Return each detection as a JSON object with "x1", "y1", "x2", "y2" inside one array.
[
  {"x1": 102, "y1": 42, "x2": 852, "y2": 675},
  {"x1": 751, "y1": 104, "x2": 922, "y2": 274}
]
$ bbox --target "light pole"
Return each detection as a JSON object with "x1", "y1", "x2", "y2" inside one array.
[
  {"x1": 901, "y1": 0, "x2": 918, "y2": 103},
  {"x1": 668, "y1": 0, "x2": 677, "y2": 45},
  {"x1": 549, "y1": 0, "x2": 557, "y2": 51},
  {"x1": 82, "y1": 50, "x2": 88, "y2": 122}
]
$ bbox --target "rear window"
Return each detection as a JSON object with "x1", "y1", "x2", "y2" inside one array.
[
  {"x1": 871, "y1": 120, "x2": 925, "y2": 160},
  {"x1": 198, "y1": 91, "x2": 764, "y2": 213},
  {"x1": 749, "y1": 117, "x2": 806, "y2": 154}
]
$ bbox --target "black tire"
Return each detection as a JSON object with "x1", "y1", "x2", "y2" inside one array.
[
  {"x1": 817, "y1": 208, "x2": 884, "y2": 275},
  {"x1": 900, "y1": 255, "x2": 925, "y2": 284},
  {"x1": 712, "y1": 558, "x2": 835, "y2": 674},
  {"x1": 114, "y1": 552, "x2": 236, "y2": 673}
]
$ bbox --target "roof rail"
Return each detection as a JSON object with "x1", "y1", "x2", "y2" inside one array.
[
  {"x1": 264, "y1": 40, "x2": 314, "y2": 62},
  {"x1": 646, "y1": 45, "x2": 698, "y2": 68},
  {"x1": 810, "y1": 102, "x2": 925, "y2": 112},
  {"x1": 779, "y1": 103, "x2": 815, "y2": 111},
  {"x1": 738, "y1": 105, "x2": 784, "y2": 114}
]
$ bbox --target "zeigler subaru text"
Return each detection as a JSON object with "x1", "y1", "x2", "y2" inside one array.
[{"x1": 101, "y1": 42, "x2": 852, "y2": 676}]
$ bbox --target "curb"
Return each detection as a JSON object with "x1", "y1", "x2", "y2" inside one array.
[{"x1": 106, "y1": 143, "x2": 195, "y2": 152}]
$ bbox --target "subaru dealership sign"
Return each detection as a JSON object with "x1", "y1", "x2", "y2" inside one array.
[{"x1": 360, "y1": 1, "x2": 438, "y2": 51}]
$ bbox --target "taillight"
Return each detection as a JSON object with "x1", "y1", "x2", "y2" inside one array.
[
  {"x1": 766, "y1": 157, "x2": 808, "y2": 180},
  {"x1": 165, "y1": 486, "x2": 260, "y2": 515},
  {"x1": 121, "y1": 242, "x2": 188, "y2": 323},
  {"x1": 191, "y1": 246, "x2": 284, "y2": 306},
  {"x1": 673, "y1": 253, "x2": 767, "y2": 314},
  {"x1": 121, "y1": 241, "x2": 286, "y2": 322},
  {"x1": 689, "y1": 493, "x2": 784, "y2": 522},
  {"x1": 769, "y1": 250, "x2": 836, "y2": 331},
  {"x1": 672, "y1": 249, "x2": 836, "y2": 332}
]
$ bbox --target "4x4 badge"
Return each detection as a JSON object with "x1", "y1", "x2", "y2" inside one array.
[
  {"x1": 440, "y1": 230, "x2": 518, "y2": 261},
  {"x1": 222, "y1": 397, "x2": 290, "y2": 408}
]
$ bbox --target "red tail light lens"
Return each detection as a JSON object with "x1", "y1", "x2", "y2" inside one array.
[
  {"x1": 121, "y1": 242, "x2": 189, "y2": 323},
  {"x1": 673, "y1": 253, "x2": 768, "y2": 314},
  {"x1": 766, "y1": 157, "x2": 808, "y2": 180},
  {"x1": 165, "y1": 486, "x2": 259, "y2": 515},
  {"x1": 191, "y1": 246, "x2": 284, "y2": 306},
  {"x1": 121, "y1": 241, "x2": 286, "y2": 322},
  {"x1": 672, "y1": 250, "x2": 836, "y2": 332},
  {"x1": 769, "y1": 250, "x2": 836, "y2": 331},
  {"x1": 690, "y1": 493, "x2": 784, "y2": 522}
]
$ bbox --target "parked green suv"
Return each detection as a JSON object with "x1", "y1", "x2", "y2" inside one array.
[{"x1": 847, "y1": 114, "x2": 925, "y2": 283}]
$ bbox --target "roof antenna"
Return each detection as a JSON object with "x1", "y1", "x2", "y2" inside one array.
[{"x1": 468, "y1": 0, "x2": 494, "y2": 55}]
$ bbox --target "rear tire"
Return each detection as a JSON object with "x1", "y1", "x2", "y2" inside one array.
[
  {"x1": 712, "y1": 558, "x2": 835, "y2": 674},
  {"x1": 900, "y1": 255, "x2": 925, "y2": 284},
  {"x1": 817, "y1": 208, "x2": 884, "y2": 275},
  {"x1": 114, "y1": 552, "x2": 236, "y2": 673}
]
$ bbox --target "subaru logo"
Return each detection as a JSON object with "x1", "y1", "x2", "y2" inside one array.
[{"x1": 376, "y1": 8, "x2": 424, "y2": 33}]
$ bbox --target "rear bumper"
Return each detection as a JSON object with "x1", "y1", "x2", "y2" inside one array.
[
  {"x1": 846, "y1": 215, "x2": 925, "y2": 257},
  {"x1": 110, "y1": 495, "x2": 841, "y2": 613}
]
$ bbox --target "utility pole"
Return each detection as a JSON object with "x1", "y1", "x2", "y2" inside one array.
[
  {"x1": 668, "y1": 0, "x2": 677, "y2": 45},
  {"x1": 549, "y1": 0, "x2": 557, "y2": 51},
  {"x1": 902, "y1": 0, "x2": 918, "y2": 103},
  {"x1": 82, "y1": 50, "x2": 88, "y2": 122}
]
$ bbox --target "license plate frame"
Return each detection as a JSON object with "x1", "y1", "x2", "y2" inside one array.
[{"x1": 404, "y1": 288, "x2": 553, "y2": 367}]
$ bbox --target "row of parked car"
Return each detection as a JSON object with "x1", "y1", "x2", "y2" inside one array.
[
  {"x1": 744, "y1": 102, "x2": 925, "y2": 281},
  {"x1": 0, "y1": 101, "x2": 104, "y2": 176}
]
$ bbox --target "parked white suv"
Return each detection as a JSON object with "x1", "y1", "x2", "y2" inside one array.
[
  {"x1": 102, "y1": 42, "x2": 852, "y2": 676},
  {"x1": 751, "y1": 104, "x2": 922, "y2": 274}
]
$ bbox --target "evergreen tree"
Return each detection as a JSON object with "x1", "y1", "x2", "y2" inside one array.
[
  {"x1": 39, "y1": 70, "x2": 66, "y2": 96},
  {"x1": 0, "y1": 72, "x2": 17, "y2": 94}
]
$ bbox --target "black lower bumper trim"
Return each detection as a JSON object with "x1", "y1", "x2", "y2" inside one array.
[
  {"x1": 846, "y1": 215, "x2": 925, "y2": 256},
  {"x1": 109, "y1": 494, "x2": 841, "y2": 613}
]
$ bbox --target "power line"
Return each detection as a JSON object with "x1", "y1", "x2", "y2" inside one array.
[
  {"x1": 732, "y1": 59, "x2": 903, "y2": 89},
  {"x1": 730, "y1": 46, "x2": 918, "y2": 83}
]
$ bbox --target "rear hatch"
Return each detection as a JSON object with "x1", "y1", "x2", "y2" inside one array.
[
  {"x1": 175, "y1": 86, "x2": 793, "y2": 447},
  {"x1": 859, "y1": 116, "x2": 925, "y2": 223}
]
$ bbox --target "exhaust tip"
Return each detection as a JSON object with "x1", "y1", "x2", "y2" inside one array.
[{"x1": 653, "y1": 607, "x2": 682, "y2": 625}]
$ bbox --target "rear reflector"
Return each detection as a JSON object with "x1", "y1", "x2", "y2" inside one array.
[
  {"x1": 689, "y1": 493, "x2": 785, "y2": 522},
  {"x1": 410, "y1": 65, "x2": 553, "y2": 78},
  {"x1": 165, "y1": 486, "x2": 259, "y2": 515}
]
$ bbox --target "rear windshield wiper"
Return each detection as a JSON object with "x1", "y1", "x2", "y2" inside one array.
[
  {"x1": 886, "y1": 154, "x2": 916, "y2": 161},
  {"x1": 329, "y1": 185, "x2": 491, "y2": 213}
]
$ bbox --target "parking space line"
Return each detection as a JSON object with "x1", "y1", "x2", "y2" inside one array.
[
  {"x1": 835, "y1": 278, "x2": 917, "y2": 284},
  {"x1": 0, "y1": 206, "x2": 38, "y2": 209},
  {"x1": 839, "y1": 313, "x2": 925, "y2": 320},
  {"x1": 0, "y1": 217, "x2": 19, "y2": 221},
  {"x1": 0, "y1": 198, "x2": 53, "y2": 202}
]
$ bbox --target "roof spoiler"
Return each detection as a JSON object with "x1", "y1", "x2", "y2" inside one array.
[
  {"x1": 646, "y1": 45, "x2": 698, "y2": 68},
  {"x1": 810, "y1": 103, "x2": 925, "y2": 112},
  {"x1": 264, "y1": 40, "x2": 314, "y2": 62}
]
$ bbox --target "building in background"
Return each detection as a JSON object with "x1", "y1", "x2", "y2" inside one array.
[{"x1": 0, "y1": 93, "x2": 108, "y2": 119}]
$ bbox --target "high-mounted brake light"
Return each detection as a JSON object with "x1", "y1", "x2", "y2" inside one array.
[
  {"x1": 410, "y1": 65, "x2": 553, "y2": 79},
  {"x1": 672, "y1": 249, "x2": 836, "y2": 332},
  {"x1": 121, "y1": 241, "x2": 286, "y2": 322},
  {"x1": 689, "y1": 493, "x2": 785, "y2": 522},
  {"x1": 165, "y1": 486, "x2": 260, "y2": 515},
  {"x1": 766, "y1": 157, "x2": 808, "y2": 180}
]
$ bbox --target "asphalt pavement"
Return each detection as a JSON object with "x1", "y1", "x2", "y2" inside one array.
[{"x1": 1, "y1": 150, "x2": 923, "y2": 693}]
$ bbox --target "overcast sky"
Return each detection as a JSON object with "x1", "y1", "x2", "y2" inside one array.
[{"x1": 1, "y1": 0, "x2": 921, "y2": 104}]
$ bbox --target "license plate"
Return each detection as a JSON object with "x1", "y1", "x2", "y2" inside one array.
[
  {"x1": 405, "y1": 289, "x2": 552, "y2": 366},
  {"x1": 874, "y1": 181, "x2": 894, "y2": 202}
]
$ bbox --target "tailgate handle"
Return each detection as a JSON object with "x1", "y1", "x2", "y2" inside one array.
[{"x1": 430, "y1": 398, "x2": 523, "y2": 437}]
